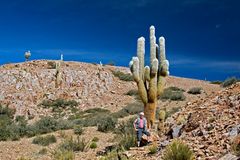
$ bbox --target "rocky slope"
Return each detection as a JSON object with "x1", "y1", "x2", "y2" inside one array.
[
  {"x1": 0, "y1": 60, "x2": 220, "y2": 119},
  {"x1": 166, "y1": 82, "x2": 240, "y2": 159}
]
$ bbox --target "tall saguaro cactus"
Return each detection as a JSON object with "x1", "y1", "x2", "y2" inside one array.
[{"x1": 129, "y1": 26, "x2": 169, "y2": 128}]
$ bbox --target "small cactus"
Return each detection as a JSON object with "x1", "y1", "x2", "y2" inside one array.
[
  {"x1": 158, "y1": 110, "x2": 166, "y2": 135},
  {"x1": 24, "y1": 51, "x2": 31, "y2": 61},
  {"x1": 55, "y1": 61, "x2": 62, "y2": 88}
]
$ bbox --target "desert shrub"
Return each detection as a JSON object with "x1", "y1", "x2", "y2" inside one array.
[
  {"x1": 125, "y1": 89, "x2": 139, "y2": 96},
  {"x1": 34, "y1": 117, "x2": 59, "y2": 134},
  {"x1": 92, "y1": 137, "x2": 99, "y2": 142},
  {"x1": 97, "y1": 116, "x2": 117, "y2": 132},
  {"x1": 112, "y1": 103, "x2": 143, "y2": 119},
  {"x1": 162, "y1": 139, "x2": 195, "y2": 160},
  {"x1": 112, "y1": 70, "x2": 133, "y2": 81},
  {"x1": 187, "y1": 87, "x2": 202, "y2": 95},
  {"x1": 99, "y1": 150, "x2": 119, "y2": 160},
  {"x1": 221, "y1": 77, "x2": 238, "y2": 87},
  {"x1": 25, "y1": 117, "x2": 73, "y2": 137},
  {"x1": 231, "y1": 135, "x2": 240, "y2": 156},
  {"x1": 59, "y1": 136, "x2": 88, "y2": 152},
  {"x1": 32, "y1": 135, "x2": 57, "y2": 146},
  {"x1": 40, "y1": 99, "x2": 78, "y2": 112},
  {"x1": 84, "y1": 108, "x2": 110, "y2": 114},
  {"x1": 17, "y1": 157, "x2": 31, "y2": 160},
  {"x1": 38, "y1": 148, "x2": 48, "y2": 155},
  {"x1": 148, "y1": 143, "x2": 158, "y2": 154},
  {"x1": 210, "y1": 81, "x2": 222, "y2": 85},
  {"x1": 73, "y1": 125, "x2": 83, "y2": 135},
  {"x1": 115, "y1": 117, "x2": 136, "y2": 135},
  {"x1": 159, "y1": 87, "x2": 186, "y2": 101},
  {"x1": 0, "y1": 104, "x2": 15, "y2": 118},
  {"x1": 90, "y1": 142, "x2": 97, "y2": 149},
  {"x1": 167, "y1": 86, "x2": 185, "y2": 92},
  {"x1": 165, "y1": 107, "x2": 181, "y2": 118},
  {"x1": 52, "y1": 149, "x2": 75, "y2": 160},
  {"x1": 118, "y1": 134, "x2": 136, "y2": 150},
  {"x1": 47, "y1": 61, "x2": 56, "y2": 69}
]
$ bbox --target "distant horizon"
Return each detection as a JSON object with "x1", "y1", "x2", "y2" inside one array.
[{"x1": 0, "y1": 0, "x2": 239, "y2": 81}]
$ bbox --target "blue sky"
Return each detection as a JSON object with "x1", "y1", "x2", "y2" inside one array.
[{"x1": 0, "y1": 0, "x2": 239, "y2": 80}]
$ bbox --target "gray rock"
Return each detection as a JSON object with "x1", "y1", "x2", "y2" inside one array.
[
  {"x1": 229, "y1": 124, "x2": 240, "y2": 137},
  {"x1": 172, "y1": 124, "x2": 183, "y2": 138},
  {"x1": 219, "y1": 153, "x2": 239, "y2": 160}
]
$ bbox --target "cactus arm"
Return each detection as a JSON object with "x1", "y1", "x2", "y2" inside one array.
[
  {"x1": 150, "y1": 26, "x2": 156, "y2": 64},
  {"x1": 137, "y1": 37, "x2": 145, "y2": 79}
]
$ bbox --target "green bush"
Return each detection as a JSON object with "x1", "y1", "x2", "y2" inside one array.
[
  {"x1": 118, "y1": 134, "x2": 136, "y2": 150},
  {"x1": 165, "y1": 107, "x2": 181, "y2": 119},
  {"x1": 40, "y1": 99, "x2": 78, "y2": 111},
  {"x1": 187, "y1": 87, "x2": 202, "y2": 95},
  {"x1": 167, "y1": 86, "x2": 185, "y2": 92},
  {"x1": 52, "y1": 149, "x2": 75, "y2": 160},
  {"x1": 0, "y1": 104, "x2": 15, "y2": 118},
  {"x1": 159, "y1": 87, "x2": 186, "y2": 101},
  {"x1": 38, "y1": 148, "x2": 48, "y2": 155},
  {"x1": 73, "y1": 125, "x2": 83, "y2": 135},
  {"x1": 97, "y1": 116, "x2": 117, "y2": 132},
  {"x1": 112, "y1": 103, "x2": 143, "y2": 119},
  {"x1": 47, "y1": 61, "x2": 56, "y2": 69},
  {"x1": 162, "y1": 140, "x2": 195, "y2": 160},
  {"x1": 125, "y1": 89, "x2": 139, "y2": 96},
  {"x1": 92, "y1": 137, "x2": 99, "y2": 142},
  {"x1": 221, "y1": 77, "x2": 238, "y2": 87},
  {"x1": 32, "y1": 135, "x2": 57, "y2": 146},
  {"x1": 148, "y1": 143, "x2": 158, "y2": 154},
  {"x1": 90, "y1": 142, "x2": 97, "y2": 149},
  {"x1": 210, "y1": 81, "x2": 222, "y2": 85},
  {"x1": 34, "y1": 117, "x2": 59, "y2": 134},
  {"x1": 112, "y1": 70, "x2": 133, "y2": 81},
  {"x1": 115, "y1": 117, "x2": 136, "y2": 135},
  {"x1": 59, "y1": 136, "x2": 87, "y2": 152}
]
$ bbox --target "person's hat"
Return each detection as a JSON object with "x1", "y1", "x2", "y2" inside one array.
[{"x1": 139, "y1": 112, "x2": 144, "y2": 116}]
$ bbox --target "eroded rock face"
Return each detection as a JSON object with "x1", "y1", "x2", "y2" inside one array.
[{"x1": 0, "y1": 61, "x2": 126, "y2": 118}]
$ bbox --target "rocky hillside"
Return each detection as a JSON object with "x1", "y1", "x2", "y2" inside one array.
[
  {"x1": 0, "y1": 60, "x2": 220, "y2": 120},
  {"x1": 165, "y1": 82, "x2": 240, "y2": 159}
]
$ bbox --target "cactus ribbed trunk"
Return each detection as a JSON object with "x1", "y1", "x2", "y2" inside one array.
[
  {"x1": 129, "y1": 26, "x2": 169, "y2": 129},
  {"x1": 144, "y1": 101, "x2": 157, "y2": 128}
]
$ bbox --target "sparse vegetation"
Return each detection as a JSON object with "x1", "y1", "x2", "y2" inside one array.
[
  {"x1": 58, "y1": 136, "x2": 88, "y2": 152},
  {"x1": 73, "y1": 125, "x2": 83, "y2": 135},
  {"x1": 112, "y1": 102, "x2": 143, "y2": 118},
  {"x1": 52, "y1": 149, "x2": 75, "y2": 160},
  {"x1": 97, "y1": 116, "x2": 117, "y2": 132},
  {"x1": 159, "y1": 87, "x2": 186, "y2": 101},
  {"x1": 90, "y1": 142, "x2": 97, "y2": 149},
  {"x1": 231, "y1": 135, "x2": 240, "y2": 156},
  {"x1": 40, "y1": 99, "x2": 78, "y2": 112},
  {"x1": 187, "y1": 87, "x2": 202, "y2": 94},
  {"x1": 125, "y1": 89, "x2": 139, "y2": 96},
  {"x1": 165, "y1": 107, "x2": 181, "y2": 118},
  {"x1": 32, "y1": 135, "x2": 57, "y2": 146},
  {"x1": 112, "y1": 70, "x2": 133, "y2": 81},
  {"x1": 148, "y1": 143, "x2": 158, "y2": 154},
  {"x1": 47, "y1": 61, "x2": 56, "y2": 69},
  {"x1": 210, "y1": 80, "x2": 222, "y2": 85},
  {"x1": 38, "y1": 148, "x2": 48, "y2": 155},
  {"x1": 221, "y1": 77, "x2": 238, "y2": 87},
  {"x1": 162, "y1": 139, "x2": 195, "y2": 160},
  {"x1": 92, "y1": 137, "x2": 99, "y2": 142}
]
